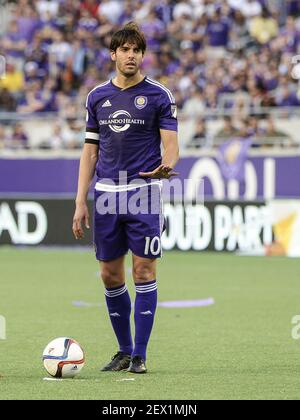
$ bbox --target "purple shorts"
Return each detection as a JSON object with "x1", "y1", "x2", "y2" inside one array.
[{"x1": 93, "y1": 183, "x2": 164, "y2": 261}]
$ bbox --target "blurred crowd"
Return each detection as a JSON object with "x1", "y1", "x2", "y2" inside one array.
[
  {"x1": 0, "y1": 0, "x2": 299, "y2": 149},
  {"x1": 187, "y1": 114, "x2": 293, "y2": 148}
]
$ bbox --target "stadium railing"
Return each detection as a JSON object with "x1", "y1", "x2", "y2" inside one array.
[{"x1": 0, "y1": 107, "x2": 300, "y2": 154}]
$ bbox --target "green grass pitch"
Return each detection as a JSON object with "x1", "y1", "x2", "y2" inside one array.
[{"x1": 0, "y1": 247, "x2": 300, "y2": 400}]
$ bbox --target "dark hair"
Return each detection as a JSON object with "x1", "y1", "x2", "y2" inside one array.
[
  {"x1": 262, "y1": 6, "x2": 270, "y2": 18},
  {"x1": 110, "y1": 22, "x2": 147, "y2": 54}
]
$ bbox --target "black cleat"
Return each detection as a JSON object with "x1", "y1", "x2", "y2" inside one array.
[
  {"x1": 128, "y1": 356, "x2": 147, "y2": 374},
  {"x1": 101, "y1": 351, "x2": 131, "y2": 372}
]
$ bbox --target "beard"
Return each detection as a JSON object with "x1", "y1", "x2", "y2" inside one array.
[{"x1": 118, "y1": 62, "x2": 139, "y2": 77}]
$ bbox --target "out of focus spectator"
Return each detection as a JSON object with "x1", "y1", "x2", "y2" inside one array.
[
  {"x1": 249, "y1": 7, "x2": 278, "y2": 44},
  {"x1": 0, "y1": 124, "x2": 8, "y2": 149},
  {"x1": 0, "y1": 88, "x2": 17, "y2": 112},
  {"x1": 140, "y1": 11, "x2": 166, "y2": 52},
  {"x1": 279, "y1": 16, "x2": 300, "y2": 54},
  {"x1": 240, "y1": 0, "x2": 263, "y2": 18},
  {"x1": 228, "y1": 9, "x2": 251, "y2": 50},
  {"x1": 263, "y1": 115, "x2": 291, "y2": 142},
  {"x1": 0, "y1": 62, "x2": 24, "y2": 94},
  {"x1": 7, "y1": 123, "x2": 29, "y2": 149},
  {"x1": 238, "y1": 118, "x2": 251, "y2": 138},
  {"x1": 173, "y1": 2, "x2": 193, "y2": 20},
  {"x1": 71, "y1": 39, "x2": 88, "y2": 86},
  {"x1": 39, "y1": 119, "x2": 84, "y2": 149},
  {"x1": 2, "y1": 20, "x2": 27, "y2": 65},
  {"x1": 187, "y1": 118, "x2": 207, "y2": 149},
  {"x1": 215, "y1": 116, "x2": 239, "y2": 142},
  {"x1": 36, "y1": 0, "x2": 60, "y2": 20},
  {"x1": 80, "y1": 0, "x2": 100, "y2": 18},
  {"x1": 48, "y1": 31, "x2": 73, "y2": 76},
  {"x1": 276, "y1": 85, "x2": 300, "y2": 107},
  {"x1": 247, "y1": 115, "x2": 263, "y2": 137},
  {"x1": 182, "y1": 89, "x2": 205, "y2": 119},
  {"x1": 205, "y1": 8, "x2": 230, "y2": 57},
  {"x1": 98, "y1": 0, "x2": 123, "y2": 24},
  {"x1": 39, "y1": 122, "x2": 71, "y2": 149},
  {"x1": 287, "y1": 0, "x2": 300, "y2": 17},
  {"x1": 18, "y1": 78, "x2": 57, "y2": 113},
  {"x1": 65, "y1": 119, "x2": 85, "y2": 149},
  {"x1": 77, "y1": 9, "x2": 99, "y2": 33},
  {"x1": 205, "y1": 84, "x2": 219, "y2": 110},
  {"x1": 244, "y1": 115, "x2": 292, "y2": 147}
]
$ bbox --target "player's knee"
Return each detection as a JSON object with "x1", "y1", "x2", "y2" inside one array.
[
  {"x1": 133, "y1": 263, "x2": 155, "y2": 283},
  {"x1": 101, "y1": 267, "x2": 123, "y2": 288}
]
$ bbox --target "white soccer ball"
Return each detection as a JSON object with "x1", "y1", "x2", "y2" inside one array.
[{"x1": 43, "y1": 337, "x2": 85, "y2": 378}]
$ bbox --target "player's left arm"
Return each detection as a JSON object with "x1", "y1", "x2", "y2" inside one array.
[
  {"x1": 139, "y1": 129, "x2": 179, "y2": 179},
  {"x1": 139, "y1": 90, "x2": 180, "y2": 179},
  {"x1": 160, "y1": 128, "x2": 180, "y2": 176}
]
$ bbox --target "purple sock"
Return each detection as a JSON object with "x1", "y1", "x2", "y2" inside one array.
[
  {"x1": 133, "y1": 280, "x2": 158, "y2": 361},
  {"x1": 105, "y1": 284, "x2": 133, "y2": 355}
]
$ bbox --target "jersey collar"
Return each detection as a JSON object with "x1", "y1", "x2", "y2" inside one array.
[{"x1": 110, "y1": 76, "x2": 147, "y2": 91}]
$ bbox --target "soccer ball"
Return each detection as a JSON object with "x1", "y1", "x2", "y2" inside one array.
[{"x1": 42, "y1": 337, "x2": 85, "y2": 378}]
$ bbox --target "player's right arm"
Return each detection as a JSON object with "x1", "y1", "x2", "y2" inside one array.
[
  {"x1": 73, "y1": 91, "x2": 100, "y2": 240},
  {"x1": 73, "y1": 143, "x2": 98, "y2": 239}
]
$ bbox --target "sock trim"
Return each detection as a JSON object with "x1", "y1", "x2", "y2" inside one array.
[
  {"x1": 105, "y1": 284, "x2": 128, "y2": 298},
  {"x1": 135, "y1": 281, "x2": 157, "y2": 294}
]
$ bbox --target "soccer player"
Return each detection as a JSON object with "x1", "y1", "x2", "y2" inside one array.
[{"x1": 72, "y1": 22, "x2": 179, "y2": 374}]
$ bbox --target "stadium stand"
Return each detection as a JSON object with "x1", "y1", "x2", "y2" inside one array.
[{"x1": 0, "y1": 0, "x2": 299, "y2": 150}]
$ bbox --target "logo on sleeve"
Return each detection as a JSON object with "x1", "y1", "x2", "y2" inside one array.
[
  {"x1": 171, "y1": 104, "x2": 177, "y2": 118},
  {"x1": 134, "y1": 96, "x2": 148, "y2": 110}
]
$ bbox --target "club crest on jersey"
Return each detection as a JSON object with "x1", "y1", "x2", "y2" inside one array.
[{"x1": 134, "y1": 96, "x2": 148, "y2": 110}]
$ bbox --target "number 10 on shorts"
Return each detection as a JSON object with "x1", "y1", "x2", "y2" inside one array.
[{"x1": 144, "y1": 236, "x2": 161, "y2": 256}]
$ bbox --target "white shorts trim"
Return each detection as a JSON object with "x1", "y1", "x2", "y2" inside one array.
[{"x1": 95, "y1": 180, "x2": 163, "y2": 192}]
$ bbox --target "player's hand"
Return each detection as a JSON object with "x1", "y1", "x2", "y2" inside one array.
[
  {"x1": 139, "y1": 164, "x2": 179, "y2": 179},
  {"x1": 72, "y1": 202, "x2": 90, "y2": 240}
]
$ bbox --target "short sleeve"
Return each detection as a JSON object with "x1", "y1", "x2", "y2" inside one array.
[
  {"x1": 85, "y1": 93, "x2": 99, "y2": 145},
  {"x1": 158, "y1": 91, "x2": 178, "y2": 132}
]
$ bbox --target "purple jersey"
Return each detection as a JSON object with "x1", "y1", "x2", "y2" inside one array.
[{"x1": 85, "y1": 76, "x2": 178, "y2": 184}]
